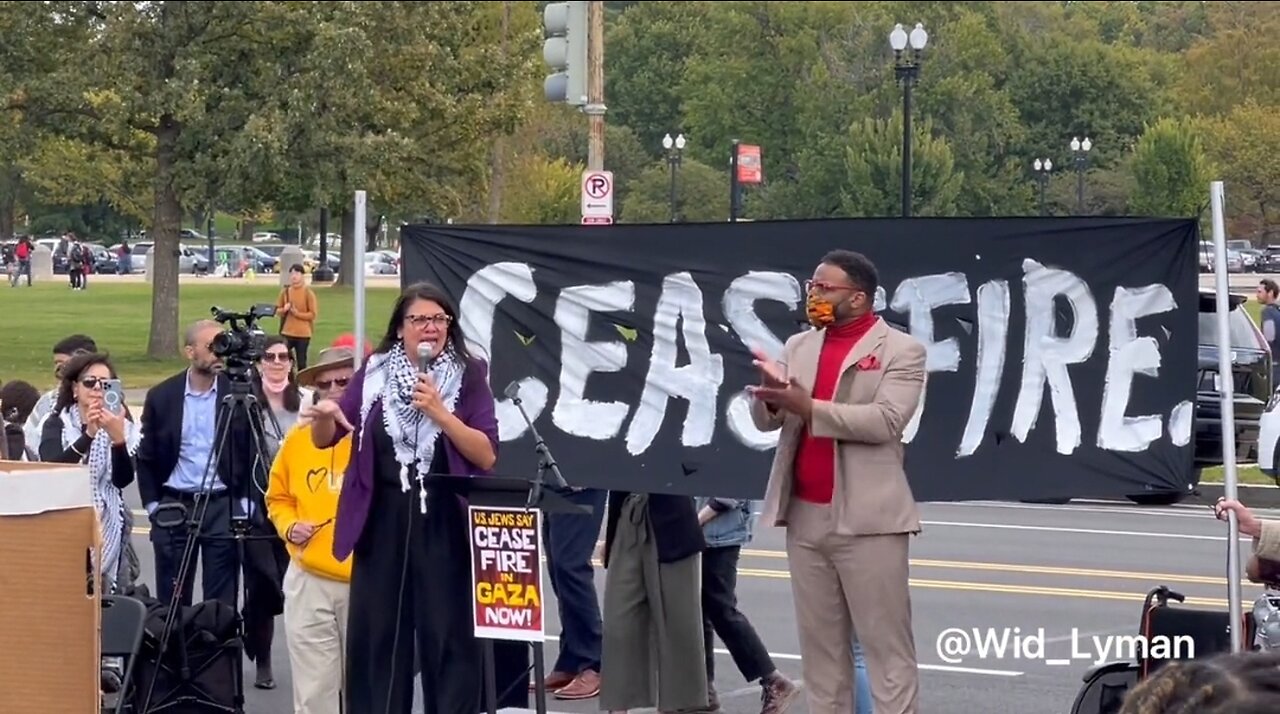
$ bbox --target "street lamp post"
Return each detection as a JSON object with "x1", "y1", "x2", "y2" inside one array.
[
  {"x1": 890, "y1": 22, "x2": 928, "y2": 218},
  {"x1": 1070, "y1": 136, "x2": 1092, "y2": 214},
  {"x1": 1032, "y1": 158, "x2": 1052, "y2": 216},
  {"x1": 663, "y1": 132, "x2": 686, "y2": 223}
]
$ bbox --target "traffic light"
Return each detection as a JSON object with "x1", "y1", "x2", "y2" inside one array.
[{"x1": 543, "y1": 1, "x2": 588, "y2": 106}]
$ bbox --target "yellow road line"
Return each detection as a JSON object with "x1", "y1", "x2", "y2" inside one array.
[
  {"x1": 742, "y1": 549, "x2": 1235, "y2": 587},
  {"x1": 129, "y1": 527, "x2": 1251, "y2": 608},
  {"x1": 735, "y1": 568, "x2": 1247, "y2": 609}
]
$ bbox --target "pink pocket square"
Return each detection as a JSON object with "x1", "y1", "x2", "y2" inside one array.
[{"x1": 856, "y1": 355, "x2": 880, "y2": 371}]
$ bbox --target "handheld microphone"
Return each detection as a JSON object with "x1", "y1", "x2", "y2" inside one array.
[
  {"x1": 503, "y1": 380, "x2": 521, "y2": 403},
  {"x1": 417, "y1": 341, "x2": 435, "y2": 372}
]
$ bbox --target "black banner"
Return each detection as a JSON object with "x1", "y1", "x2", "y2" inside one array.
[{"x1": 400, "y1": 217, "x2": 1200, "y2": 502}]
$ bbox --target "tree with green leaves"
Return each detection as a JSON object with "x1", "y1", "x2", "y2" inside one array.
[
  {"x1": 620, "y1": 158, "x2": 727, "y2": 223},
  {"x1": 841, "y1": 112, "x2": 963, "y2": 218},
  {"x1": 0, "y1": 2, "x2": 106, "y2": 239},
  {"x1": 259, "y1": 1, "x2": 540, "y2": 282},
  {"x1": 1129, "y1": 117, "x2": 1213, "y2": 218},
  {"x1": 1201, "y1": 100, "x2": 1280, "y2": 241},
  {"x1": 5, "y1": 2, "x2": 315, "y2": 357}
]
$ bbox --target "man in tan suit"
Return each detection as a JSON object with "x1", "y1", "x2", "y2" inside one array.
[{"x1": 748, "y1": 249, "x2": 926, "y2": 714}]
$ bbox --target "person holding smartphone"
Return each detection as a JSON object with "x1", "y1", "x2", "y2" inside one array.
[{"x1": 38, "y1": 351, "x2": 140, "y2": 594}]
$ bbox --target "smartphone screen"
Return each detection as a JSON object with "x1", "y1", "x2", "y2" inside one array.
[{"x1": 103, "y1": 378, "x2": 125, "y2": 415}]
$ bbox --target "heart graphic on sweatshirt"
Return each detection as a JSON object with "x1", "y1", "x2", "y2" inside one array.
[{"x1": 306, "y1": 468, "x2": 328, "y2": 493}]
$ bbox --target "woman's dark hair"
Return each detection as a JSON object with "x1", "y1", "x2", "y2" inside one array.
[
  {"x1": 258, "y1": 335, "x2": 301, "y2": 413},
  {"x1": 1119, "y1": 650, "x2": 1280, "y2": 713},
  {"x1": 375, "y1": 282, "x2": 479, "y2": 364},
  {"x1": 54, "y1": 351, "x2": 119, "y2": 414},
  {"x1": 0, "y1": 379, "x2": 41, "y2": 424}
]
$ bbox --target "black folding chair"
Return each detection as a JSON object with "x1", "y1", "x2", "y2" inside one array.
[{"x1": 101, "y1": 595, "x2": 148, "y2": 714}]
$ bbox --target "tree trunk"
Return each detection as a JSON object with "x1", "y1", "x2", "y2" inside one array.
[
  {"x1": 0, "y1": 164, "x2": 17, "y2": 241},
  {"x1": 240, "y1": 219, "x2": 256, "y2": 243},
  {"x1": 334, "y1": 208, "x2": 356, "y2": 287},
  {"x1": 147, "y1": 118, "x2": 183, "y2": 359},
  {"x1": 366, "y1": 212, "x2": 380, "y2": 252}
]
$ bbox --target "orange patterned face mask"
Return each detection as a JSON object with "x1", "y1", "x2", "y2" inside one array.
[{"x1": 806, "y1": 294, "x2": 836, "y2": 328}]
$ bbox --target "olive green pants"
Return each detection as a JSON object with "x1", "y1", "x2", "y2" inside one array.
[{"x1": 600, "y1": 494, "x2": 708, "y2": 711}]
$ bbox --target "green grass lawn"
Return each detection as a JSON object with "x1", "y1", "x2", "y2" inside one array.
[
  {"x1": 1, "y1": 281, "x2": 403, "y2": 391},
  {"x1": 1200, "y1": 464, "x2": 1277, "y2": 486}
]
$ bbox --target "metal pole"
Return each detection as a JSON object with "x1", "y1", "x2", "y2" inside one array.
[
  {"x1": 353, "y1": 190, "x2": 367, "y2": 368},
  {"x1": 1211, "y1": 180, "x2": 1244, "y2": 653},
  {"x1": 206, "y1": 214, "x2": 215, "y2": 275},
  {"x1": 1076, "y1": 162, "x2": 1085, "y2": 214},
  {"x1": 902, "y1": 75, "x2": 912, "y2": 218},
  {"x1": 668, "y1": 155, "x2": 677, "y2": 223},
  {"x1": 729, "y1": 139, "x2": 739, "y2": 222}
]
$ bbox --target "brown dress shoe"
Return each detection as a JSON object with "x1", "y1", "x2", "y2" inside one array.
[
  {"x1": 532, "y1": 670, "x2": 575, "y2": 692},
  {"x1": 554, "y1": 669, "x2": 601, "y2": 700}
]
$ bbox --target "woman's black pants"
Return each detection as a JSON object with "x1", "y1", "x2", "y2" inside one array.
[{"x1": 345, "y1": 481, "x2": 481, "y2": 714}]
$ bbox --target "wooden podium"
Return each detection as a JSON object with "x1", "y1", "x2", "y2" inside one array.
[{"x1": 428, "y1": 473, "x2": 591, "y2": 714}]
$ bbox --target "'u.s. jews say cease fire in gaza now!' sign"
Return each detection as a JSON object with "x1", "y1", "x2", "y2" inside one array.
[
  {"x1": 469, "y1": 505, "x2": 544, "y2": 642},
  {"x1": 402, "y1": 217, "x2": 1201, "y2": 504}
]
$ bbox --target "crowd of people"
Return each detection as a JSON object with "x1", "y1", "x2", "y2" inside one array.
[{"x1": 5, "y1": 250, "x2": 1280, "y2": 714}]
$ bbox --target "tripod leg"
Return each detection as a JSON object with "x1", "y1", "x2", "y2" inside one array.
[{"x1": 138, "y1": 398, "x2": 239, "y2": 714}]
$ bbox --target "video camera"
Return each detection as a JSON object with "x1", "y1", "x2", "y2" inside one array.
[{"x1": 210, "y1": 304, "x2": 276, "y2": 381}]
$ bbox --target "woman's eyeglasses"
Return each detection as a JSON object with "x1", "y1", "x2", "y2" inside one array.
[
  {"x1": 404, "y1": 314, "x2": 451, "y2": 329},
  {"x1": 261, "y1": 352, "x2": 292, "y2": 363},
  {"x1": 314, "y1": 377, "x2": 350, "y2": 390},
  {"x1": 79, "y1": 376, "x2": 107, "y2": 390}
]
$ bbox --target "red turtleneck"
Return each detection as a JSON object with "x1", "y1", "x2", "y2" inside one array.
[{"x1": 792, "y1": 312, "x2": 879, "y2": 504}]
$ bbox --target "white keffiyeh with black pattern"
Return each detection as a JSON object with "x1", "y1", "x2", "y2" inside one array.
[
  {"x1": 359, "y1": 341, "x2": 465, "y2": 513},
  {"x1": 59, "y1": 406, "x2": 140, "y2": 591}
]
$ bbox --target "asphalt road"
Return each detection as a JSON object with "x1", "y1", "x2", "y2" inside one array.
[{"x1": 117, "y1": 485, "x2": 1274, "y2": 714}]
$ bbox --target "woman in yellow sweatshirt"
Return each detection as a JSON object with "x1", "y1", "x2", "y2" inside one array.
[{"x1": 265, "y1": 347, "x2": 355, "y2": 714}]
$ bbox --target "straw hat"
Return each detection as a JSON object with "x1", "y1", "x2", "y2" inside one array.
[{"x1": 296, "y1": 346, "x2": 357, "y2": 388}]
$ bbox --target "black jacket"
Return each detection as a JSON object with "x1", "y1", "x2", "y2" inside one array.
[
  {"x1": 603, "y1": 491, "x2": 705, "y2": 568},
  {"x1": 135, "y1": 370, "x2": 253, "y2": 506}
]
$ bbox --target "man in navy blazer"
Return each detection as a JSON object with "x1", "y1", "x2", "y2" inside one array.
[{"x1": 136, "y1": 319, "x2": 254, "y2": 608}]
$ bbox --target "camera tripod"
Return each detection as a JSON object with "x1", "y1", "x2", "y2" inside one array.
[{"x1": 136, "y1": 370, "x2": 281, "y2": 714}]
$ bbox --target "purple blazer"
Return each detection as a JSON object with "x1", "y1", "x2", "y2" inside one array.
[{"x1": 324, "y1": 355, "x2": 500, "y2": 562}]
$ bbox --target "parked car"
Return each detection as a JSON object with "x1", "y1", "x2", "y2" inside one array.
[
  {"x1": 1119, "y1": 290, "x2": 1270, "y2": 505},
  {"x1": 85, "y1": 244, "x2": 118, "y2": 274},
  {"x1": 1263, "y1": 245, "x2": 1280, "y2": 273},
  {"x1": 1195, "y1": 290, "x2": 1271, "y2": 465},
  {"x1": 1229, "y1": 240, "x2": 1264, "y2": 272},
  {"x1": 197, "y1": 245, "x2": 278, "y2": 275}
]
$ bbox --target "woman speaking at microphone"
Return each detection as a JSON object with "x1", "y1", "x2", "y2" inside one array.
[{"x1": 308, "y1": 282, "x2": 500, "y2": 714}]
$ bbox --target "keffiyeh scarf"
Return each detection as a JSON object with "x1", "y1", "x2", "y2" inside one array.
[
  {"x1": 359, "y1": 341, "x2": 465, "y2": 513},
  {"x1": 60, "y1": 406, "x2": 141, "y2": 592}
]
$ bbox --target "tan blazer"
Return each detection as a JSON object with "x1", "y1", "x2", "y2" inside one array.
[{"x1": 751, "y1": 317, "x2": 927, "y2": 536}]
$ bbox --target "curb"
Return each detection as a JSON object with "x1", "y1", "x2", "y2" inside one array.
[{"x1": 1188, "y1": 481, "x2": 1280, "y2": 509}]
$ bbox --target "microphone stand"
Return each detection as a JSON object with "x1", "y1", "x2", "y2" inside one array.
[{"x1": 506, "y1": 387, "x2": 569, "y2": 509}]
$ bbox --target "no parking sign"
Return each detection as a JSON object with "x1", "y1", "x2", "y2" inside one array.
[{"x1": 581, "y1": 170, "x2": 613, "y2": 225}]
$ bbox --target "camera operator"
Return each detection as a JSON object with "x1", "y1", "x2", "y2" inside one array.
[{"x1": 136, "y1": 319, "x2": 254, "y2": 608}]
